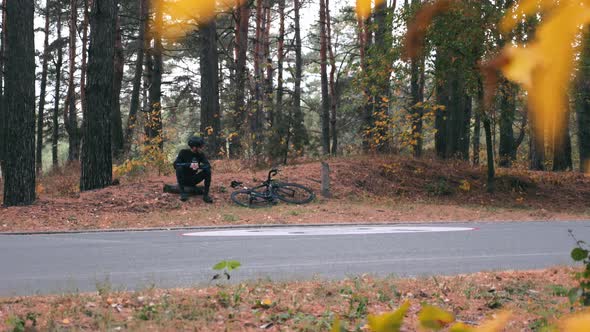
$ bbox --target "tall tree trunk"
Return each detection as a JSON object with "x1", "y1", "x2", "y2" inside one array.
[
  {"x1": 319, "y1": 0, "x2": 330, "y2": 155},
  {"x1": 231, "y1": 0, "x2": 249, "y2": 158},
  {"x1": 200, "y1": 19, "x2": 221, "y2": 156},
  {"x1": 263, "y1": 0, "x2": 273, "y2": 127},
  {"x1": 0, "y1": 0, "x2": 5, "y2": 175},
  {"x1": 65, "y1": 0, "x2": 81, "y2": 161},
  {"x1": 81, "y1": 0, "x2": 116, "y2": 191},
  {"x1": 372, "y1": 0, "x2": 392, "y2": 152},
  {"x1": 410, "y1": 55, "x2": 425, "y2": 158},
  {"x1": 529, "y1": 112, "x2": 545, "y2": 170},
  {"x1": 553, "y1": 104, "x2": 573, "y2": 171},
  {"x1": 483, "y1": 115, "x2": 495, "y2": 192},
  {"x1": 80, "y1": 0, "x2": 89, "y2": 121},
  {"x1": 576, "y1": 31, "x2": 590, "y2": 173},
  {"x1": 111, "y1": 7, "x2": 124, "y2": 160},
  {"x1": 36, "y1": 0, "x2": 51, "y2": 174},
  {"x1": 124, "y1": 0, "x2": 147, "y2": 153},
  {"x1": 251, "y1": 0, "x2": 264, "y2": 157},
  {"x1": 52, "y1": 10, "x2": 63, "y2": 167},
  {"x1": 3, "y1": 0, "x2": 36, "y2": 206},
  {"x1": 360, "y1": 15, "x2": 373, "y2": 152},
  {"x1": 473, "y1": 103, "x2": 481, "y2": 165},
  {"x1": 147, "y1": 0, "x2": 163, "y2": 150},
  {"x1": 291, "y1": 0, "x2": 306, "y2": 155},
  {"x1": 326, "y1": 0, "x2": 337, "y2": 155},
  {"x1": 498, "y1": 81, "x2": 516, "y2": 167}
]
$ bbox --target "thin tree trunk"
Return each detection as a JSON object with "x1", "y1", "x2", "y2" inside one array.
[
  {"x1": 251, "y1": 0, "x2": 264, "y2": 157},
  {"x1": 498, "y1": 81, "x2": 516, "y2": 167},
  {"x1": 200, "y1": 19, "x2": 221, "y2": 156},
  {"x1": 80, "y1": 0, "x2": 89, "y2": 121},
  {"x1": 577, "y1": 31, "x2": 590, "y2": 173},
  {"x1": 553, "y1": 103, "x2": 573, "y2": 171},
  {"x1": 483, "y1": 115, "x2": 495, "y2": 192},
  {"x1": 111, "y1": 7, "x2": 124, "y2": 160},
  {"x1": 0, "y1": 0, "x2": 5, "y2": 174},
  {"x1": 263, "y1": 0, "x2": 273, "y2": 127},
  {"x1": 326, "y1": 0, "x2": 337, "y2": 155},
  {"x1": 291, "y1": 0, "x2": 306, "y2": 154},
  {"x1": 529, "y1": 111, "x2": 545, "y2": 170},
  {"x1": 147, "y1": 0, "x2": 163, "y2": 150},
  {"x1": 231, "y1": 0, "x2": 249, "y2": 158},
  {"x1": 319, "y1": 0, "x2": 330, "y2": 155},
  {"x1": 36, "y1": 0, "x2": 51, "y2": 174},
  {"x1": 3, "y1": 0, "x2": 36, "y2": 206},
  {"x1": 52, "y1": 10, "x2": 63, "y2": 167},
  {"x1": 410, "y1": 55, "x2": 425, "y2": 158},
  {"x1": 80, "y1": 0, "x2": 116, "y2": 191},
  {"x1": 124, "y1": 0, "x2": 147, "y2": 153},
  {"x1": 473, "y1": 104, "x2": 481, "y2": 165},
  {"x1": 65, "y1": 0, "x2": 80, "y2": 161}
]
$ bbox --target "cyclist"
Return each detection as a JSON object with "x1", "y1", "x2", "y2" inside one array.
[{"x1": 173, "y1": 136, "x2": 213, "y2": 203}]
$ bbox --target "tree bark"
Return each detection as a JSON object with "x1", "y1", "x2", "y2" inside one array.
[
  {"x1": 529, "y1": 112, "x2": 545, "y2": 170},
  {"x1": 326, "y1": 0, "x2": 337, "y2": 155},
  {"x1": 576, "y1": 31, "x2": 590, "y2": 173},
  {"x1": 65, "y1": 0, "x2": 81, "y2": 161},
  {"x1": 231, "y1": 0, "x2": 249, "y2": 158},
  {"x1": 250, "y1": 0, "x2": 265, "y2": 158},
  {"x1": 0, "y1": 0, "x2": 5, "y2": 175},
  {"x1": 552, "y1": 103, "x2": 573, "y2": 171},
  {"x1": 80, "y1": 0, "x2": 89, "y2": 121},
  {"x1": 473, "y1": 103, "x2": 481, "y2": 165},
  {"x1": 111, "y1": 8, "x2": 124, "y2": 161},
  {"x1": 498, "y1": 81, "x2": 516, "y2": 167},
  {"x1": 3, "y1": 0, "x2": 36, "y2": 206},
  {"x1": 263, "y1": 0, "x2": 273, "y2": 127},
  {"x1": 80, "y1": 0, "x2": 117, "y2": 191},
  {"x1": 124, "y1": 0, "x2": 147, "y2": 153},
  {"x1": 199, "y1": 19, "x2": 221, "y2": 156},
  {"x1": 52, "y1": 10, "x2": 63, "y2": 168},
  {"x1": 36, "y1": 0, "x2": 51, "y2": 174},
  {"x1": 146, "y1": 0, "x2": 163, "y2": 150},
  {"x1": 291, "y1": 0, "x2": 306, "y2": 154},
  {"x1": 319, "y1": 0, "x2": 330, "y2": 155}
]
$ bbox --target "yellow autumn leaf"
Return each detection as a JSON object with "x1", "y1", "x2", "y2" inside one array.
[
  {"x1": 367, "y1": 300, "x2": 410, "y2": 332},
  {"x1": 559, "y1": 312, "x2": 590, "y2": 332},
  {"x1": 418, "y1": 305, "x2": 454, "y2": 330}
]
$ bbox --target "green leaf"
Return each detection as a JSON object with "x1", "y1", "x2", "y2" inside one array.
[
  {"x1": 571, "y1": 248, "x2": 588, "y2": 261},
  {"x1": 213, "y1": 261, "x2": 227, "y2": 270},
  {"x1": 227, "y1": 260, "x2": 241, "y2": 271}
]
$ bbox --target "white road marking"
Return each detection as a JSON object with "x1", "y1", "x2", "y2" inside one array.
[{"x1": 182, "y1": 226, "x2": 476, "y2": 237}]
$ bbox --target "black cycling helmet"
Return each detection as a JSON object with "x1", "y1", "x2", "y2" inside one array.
[{"x1": 188, "y1": 136, "x2": 205, "y2": 148}]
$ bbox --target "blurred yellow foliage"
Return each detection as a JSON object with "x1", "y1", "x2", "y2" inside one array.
[
  {"x1": 418, "y1": 305, "x2": 454, "y2": 330},
  {"x1": 499, "y1": 0, "x2": 590, "y2": 140},
  {"x1": 356, "y1": 0, "x2": 386, "y2": 20},
  {"x1": 366, "y1": 300, "x2": 409, "y2": 332},
  {"x1": 151, "y1": 0, "x2": 246, "y2": 41}
]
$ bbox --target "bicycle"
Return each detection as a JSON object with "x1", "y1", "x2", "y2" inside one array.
[{"x1": 230, "y1": 169, "x2": 315, "y2": 208}]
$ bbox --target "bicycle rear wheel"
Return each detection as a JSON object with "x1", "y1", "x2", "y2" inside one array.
[
  {"x1": 272, "y1": 183, "x2": 315, "y2": 204},
  {"x1": 231, "y1": 189, "x2": 273, "y2": 208}
]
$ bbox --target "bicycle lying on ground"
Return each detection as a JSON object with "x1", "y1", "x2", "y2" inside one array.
[{"x1": 230, "y1": 169, "x2": 315, "y2": 208}]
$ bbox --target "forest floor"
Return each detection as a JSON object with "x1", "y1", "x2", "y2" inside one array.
[
  {"x1": 0, "y1": 267, "x2": 581, "y2": 331},
  {"x1": 1, "y1": 154, "x2": 589, "y2": 232}
]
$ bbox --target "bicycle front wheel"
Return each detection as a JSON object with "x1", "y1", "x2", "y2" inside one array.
[
  {"x1": 272, "y1": 183, "x2": 315, "y2": 204},
  {"x1": 231, "y1": 189, "x2": 273, "y2": 208}
]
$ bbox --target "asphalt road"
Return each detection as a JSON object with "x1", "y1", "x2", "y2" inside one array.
[{"x1": 1, "y1": 221, "x2": 589, "y2": 296}]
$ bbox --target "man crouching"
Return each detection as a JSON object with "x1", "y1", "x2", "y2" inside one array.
[{"x1": 173, "y1": 136, "x2": 213, "y2": 203}]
